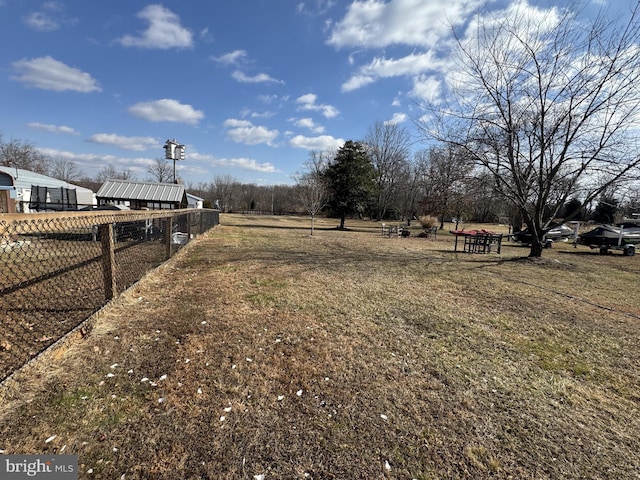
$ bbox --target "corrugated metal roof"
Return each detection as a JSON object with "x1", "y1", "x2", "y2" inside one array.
[
  {"x1": 0, "y1": 166, "x2": 94, "y2": 194},
  {"x1": 97, "y1": 179, "x2": 185, "y2": 203}
]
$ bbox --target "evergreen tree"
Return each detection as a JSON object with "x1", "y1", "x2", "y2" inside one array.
[
  {"x1": 325, "y1": 141, "x2": 376, "y2": 229},
  {"x1": 592, "y1": 197, "x2": 619, "y2": 223}
]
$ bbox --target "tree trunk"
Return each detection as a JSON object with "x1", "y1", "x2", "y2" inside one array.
[
  {"x1": 310, "y1": 214, "x2": 315, "y2": 236},
  {"x1": 523, "y1": 214, "x2": 544, "y2": 258},
  {"x1": 339, "y1": 213, "x2": 346, "y2": 229},
  {"x1": 529, "y1": 236, "x2": 544, "y2": 257}
]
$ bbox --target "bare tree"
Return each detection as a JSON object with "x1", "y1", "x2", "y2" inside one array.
[
  {"x1": 96, "y1": 165, "x2": 135, "y2": 182},
  {"x1": 212, "y1": 174, "x2": 238, "y2": 212},
  {"x1": 420, "y1": 2, "x2": 640, "y2": 256},
  {"x1": 146, "y1": 158, "x2": 173, "y2": 183},
  {"x1": 466, "y1": 172, "x2": 503, "y2": 224},
  {"x1": 185, "y1": 181, "x2": 213, "y2": 207},
  {"x1": 396, "y1": 150, "x2": 427, "y2": 223},
  {"x1": 0, "y1": 136, "x2": 50, "y2": 174},
  {"x1": 51, "y1": 157, "x2": 82, "y2": 182},
  {"x1": 295, "y1": 151, "x2": 331, "y2": 235},
  {"x1": 419, "y1": 146, "x2": 473, "y2": 229},
  {"x1": 240, "y1": 183, "x2": 259, "y2": 211},
  {"x1": 95, "y1": 165, "x2": 117, "y2": 182},
  {"x1": 619, "y1": 185, "x2": 640, "y2": 219},
  {"x1": 364, "y1": 121, "x2": 411, "y2": 220}
]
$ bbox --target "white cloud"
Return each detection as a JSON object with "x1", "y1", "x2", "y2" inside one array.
[
  {"x1": 24, "y1": 3, "x2": 76, "y2": 32},
  {"x1": 250, "y1": 111, "x2": 275, "y2": 119},
  {"x1": 212, "y1": 50, "x2": 248, "y2": 65},
  {"x1": 289, "y1": 134, "x2": 344, "y2": 150},
  {"x1": 128, "y1": 99, "x2": 204, "y2": 125},
  {"x1": 36, "y1": 147, "x2": 151, "y2": 177},
  {"x1": 24, "y1": 12, "x2": 59, "y2": 31},
  {"x1": 199, "y1": 27, "x2": 213, "y2": 43},
  {"x1": 327, "y1": 0, "x2": 491, "y2": 92},
  {"x1": 293, "y1": 117, "x2": 325, "y2": 133},
  {"x1": 43, "y1": 2, "x2": 64, "y2": 12},
  {"x1": 37, "y1": 147, "x2": 107, "y2": 163},
  {"x1": 231, "y1": 71, "x2": 284, "y2": 84},
  {"x1": 117, "y1": 5, "x2": 193, "y2": 49},
  {"x1": 88, "y1": 133, "x2": 159, "y2": 151},
  {"x1": 28, "y1": 122, "x2": 79, "y2": 135},
  {"x1": 258, "y1": 94, "x2": 279, "y2": 104},
  {"x1": 444, "y1": 1, "x2": 565, "y2": 96},
  {"x1": 341, "y1": 74, "x2": 376, "y2": 92},
  {"x1": 333, "y1": 0, "x2": 570, "y2": 96},
  {"x1": 461, "y1": 1, "x2": 562, "y2": 55},
  {"x1": 213, "y1": 51, "x2": 284, "y2": 84},
  {"x1": 295, "y1": 93, "x2": 339, "y2": 118},
  {"x1": 327, "y1": 0, "x2": 483, "y2": 49},
  {"x1": 216, "y1": 157, "x2": 278, "y2": 173},
  {"x1": 190, "y1": 151, "x2": 279, "y2": 173},
  {"x1": 297, "y1": 0, "x2": 337, "y2": 16},
  {"x1": 223, "y1": 119, "x2": 279, "y2": 146},
  {"x1": 384, "y1": 113, "x2": 407, "y2": 125},
  {"x1": 11, "y1": 56, "x2": 101, "y2": 92},
  {"x1": 410, "y1": 75, "x2": 442, "y2": 103},
  {"x1": 341, "y1": 51, "x2": 438, "y2": 92}
]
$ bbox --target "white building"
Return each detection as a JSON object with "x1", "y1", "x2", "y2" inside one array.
[
  {"x1": 0, "y1": 166, "x2": 96, "y2": 213},
  {"x1": 187, "y1": 193, "x2": 204, "y2": 209}
]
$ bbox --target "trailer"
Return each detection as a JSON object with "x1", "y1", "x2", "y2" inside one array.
[{"x1": 578, "y1": 221, "x2": 640, "y2": 256}]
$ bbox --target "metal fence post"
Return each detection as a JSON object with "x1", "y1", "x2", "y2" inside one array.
[
  {"x1": 166, "y1": 216, "x2": 173, "y2": 259},
  {"x1": 100, "y1": 223, "x2": 117, "y2": 300}
]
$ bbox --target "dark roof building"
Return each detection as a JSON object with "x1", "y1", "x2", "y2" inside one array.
[{"x1": 96, "y1": 179, "x2": 188, "y2": 210}]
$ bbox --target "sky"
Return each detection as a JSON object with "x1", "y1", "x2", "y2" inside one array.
[{"x1": 0, "y1": 0, "x2": 622, "y2": 186}]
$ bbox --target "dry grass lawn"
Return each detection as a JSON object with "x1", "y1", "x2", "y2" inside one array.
[{"x1": 1, "y1": 214, "x2": 639, "y2": 479}]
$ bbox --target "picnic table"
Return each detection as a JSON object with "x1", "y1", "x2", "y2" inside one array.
[
  {"x1": 382, "y1": 223, "x2": 410, "y2": 237},
  {"x1": 451, "y1": 229, "x2": 503, "y2": 254}
]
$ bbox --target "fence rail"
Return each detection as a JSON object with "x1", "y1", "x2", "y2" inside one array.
[{"x1": 0, "y1": 208, "x2": 219, "y2": 382}]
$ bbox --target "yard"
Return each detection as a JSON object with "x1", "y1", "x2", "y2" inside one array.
[{"x1": 1, "y1": 214, "x2": 639, "y2": 479}]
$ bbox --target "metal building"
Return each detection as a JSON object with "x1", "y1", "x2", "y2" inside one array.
[
  {"x1": 96, "y1": 179, "x2": 188, "y2": 210},
  {"x1": 0, "y1": 166, "x2": 96, "y2": 213}
]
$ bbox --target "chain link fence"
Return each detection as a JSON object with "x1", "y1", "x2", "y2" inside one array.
[{"x1": 0, "y1": 209, "x2": 219, "y2": 382}]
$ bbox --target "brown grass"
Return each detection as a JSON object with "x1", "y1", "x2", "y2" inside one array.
[{"x1": 1, "y1": 214, "x2": 639, "y2": 479}]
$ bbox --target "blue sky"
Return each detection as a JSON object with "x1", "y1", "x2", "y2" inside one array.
[{"x1": 0, "y1": 0, "x2": 618, "y2": 186}]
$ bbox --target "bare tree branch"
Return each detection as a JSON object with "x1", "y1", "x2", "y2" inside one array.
[{"x1": 418, "y1": 3, "x2": 640, "y2": 256}]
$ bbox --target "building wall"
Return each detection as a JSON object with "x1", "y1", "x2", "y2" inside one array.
[
  {"x1": 0, "y1": 190, "x2": 16, "y2": 213},
  {"x1": 0, "y1": 172, "x2": 17, "y2": 213}
]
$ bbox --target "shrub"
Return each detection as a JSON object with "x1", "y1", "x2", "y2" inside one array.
[{"x1": 418, "y1": 215, "x2": 438, "y2": 230}]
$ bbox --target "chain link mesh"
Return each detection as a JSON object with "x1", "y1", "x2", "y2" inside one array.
[{"x1": 0, "y1": 209, "x2": 219, "y2": 381}]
